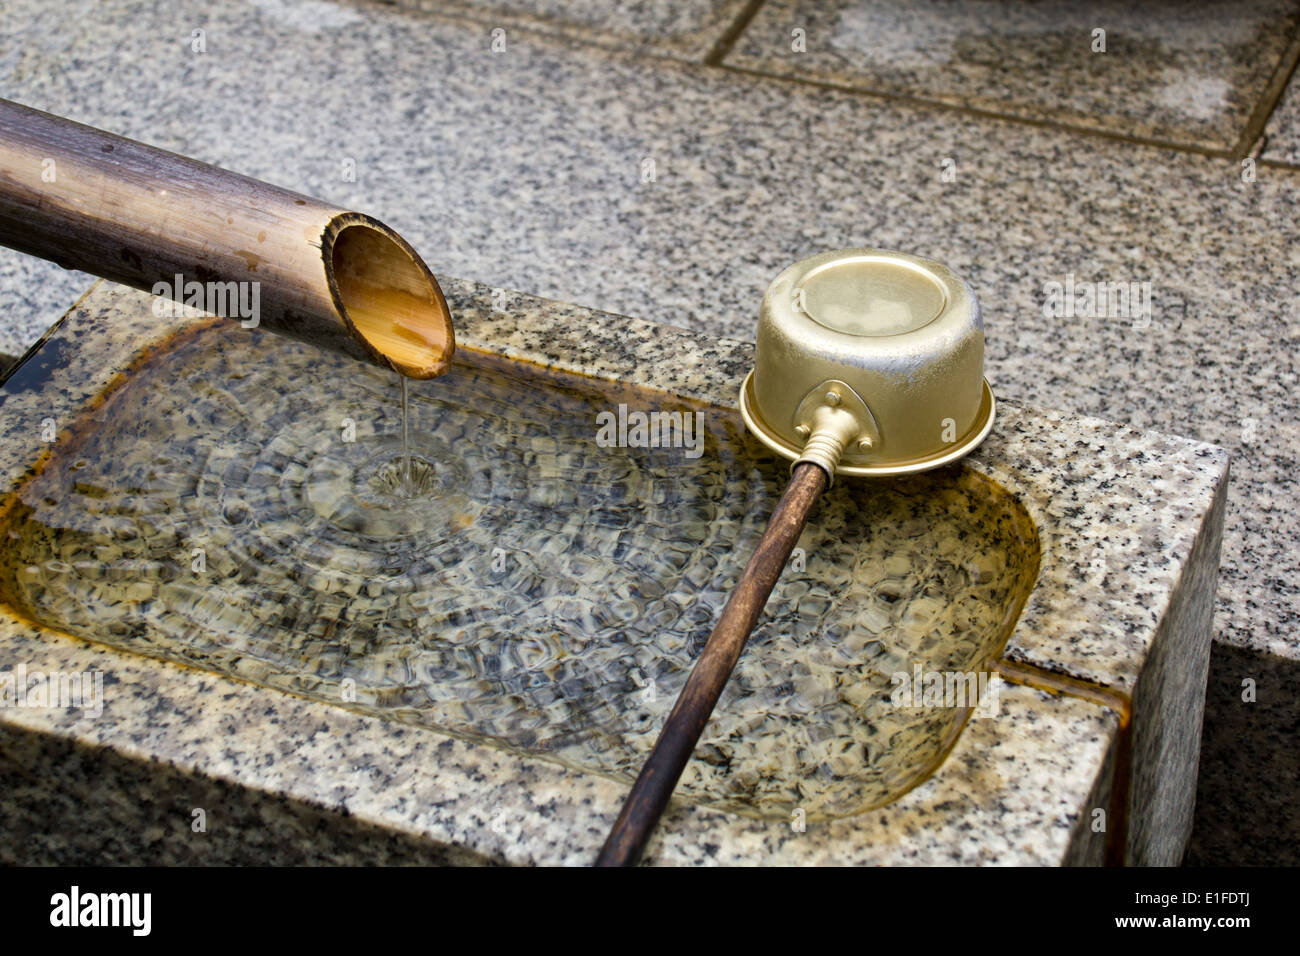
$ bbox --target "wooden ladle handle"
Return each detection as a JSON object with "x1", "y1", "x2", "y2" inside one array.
[{"x1": 596, "y1": 462, "x2": 829, "y2": 866}]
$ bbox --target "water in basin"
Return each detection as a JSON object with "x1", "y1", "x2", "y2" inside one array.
[{"x1": 0, "y1": 319, "x2": 1039, "y2": 819}]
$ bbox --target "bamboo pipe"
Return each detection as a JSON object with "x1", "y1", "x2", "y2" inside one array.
[
  {"x1": 0, "y1": 99, "x2": 453, "y2": 378},
  {"x1": 596, "y1": 462, "x2": 830, "y2": 866}
]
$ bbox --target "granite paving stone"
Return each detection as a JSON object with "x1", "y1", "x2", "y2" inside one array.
[{"x1": 725, "y1": 0, "x2": 1300, "y2": 151}]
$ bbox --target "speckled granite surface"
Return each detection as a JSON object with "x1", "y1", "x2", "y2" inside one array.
[
  {"x1": 0, "y1": 0, "x2": 1291, "y2": 664},
  {"x1": 1127, "y1": 476, "x2": 1227, "y2": 864},
  {"x1": 0, "y1": 256, "x2": 91, "y2": 360},
  {"x1": 0, "y1": 722, "x2": 496, "y2": 865},
  {"x1": 0, "y1": 281, "x2": 1226, "y2": 864},
  {"x1": 379, "y1": 0, "x2": 754, "y2": 60},
  {"x1": 725, "y1": 0, "x2": 1300, "y2": 152},
  {"x1": 1262, "y1": 72, "x2": 1300, "y2": 164},
  {"x1": 0, "y1": 0, "x2": 1283, "y2": 862}
]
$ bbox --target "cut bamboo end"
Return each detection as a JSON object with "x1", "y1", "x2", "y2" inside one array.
[
  {"x1": 324, "y1": 215, "x2": 455, "y2": 380},
  {"x1": 0, "y1": 100, "x2": 459, "y2": 380}
]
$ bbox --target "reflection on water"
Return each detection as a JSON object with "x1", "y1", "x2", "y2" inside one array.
[{"x1": 0, "y1": 320, "x2": 1038, "y2": 818}]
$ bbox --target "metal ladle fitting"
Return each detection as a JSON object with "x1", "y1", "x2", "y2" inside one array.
[{"x1": 598, "y1": 249, "x2": 996, "y2": 866}]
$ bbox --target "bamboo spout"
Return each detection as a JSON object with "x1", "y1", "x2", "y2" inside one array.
[{"x1": 0, "y1": 98, "x2": 453, "y2": 378}]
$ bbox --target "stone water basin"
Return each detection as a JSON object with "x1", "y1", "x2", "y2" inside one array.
[
  {"x1": 0, "y1": 316, "x2": 1037, "y2": 820},
  {"x1": 0, "y1": 280, "x2": 1228, "y2": 865}
]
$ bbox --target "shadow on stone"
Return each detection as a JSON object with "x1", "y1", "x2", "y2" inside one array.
[{"x1": 1187, "y1": 641, "x2": 1300, "y2": 865}]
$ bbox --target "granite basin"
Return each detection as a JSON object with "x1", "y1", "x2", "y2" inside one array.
[
  {"x1": 0, "y1": 314, "x2": 1040, "y2": 821},
  {"x1": 0, "y1": 280, "x2": 1228, "y2": 865}
]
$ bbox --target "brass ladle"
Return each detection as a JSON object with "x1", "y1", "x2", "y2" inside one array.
[{"x1": 597, "y1": 249, "x2": 996, "y2": 866}]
